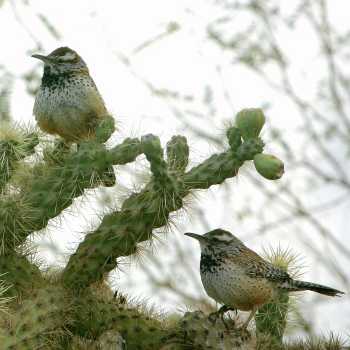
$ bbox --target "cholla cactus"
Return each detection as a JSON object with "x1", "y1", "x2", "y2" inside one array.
[
  {"x1": 255, "y1": 246, "x2": 301, "y2": 346},
  {"x1": 177, "y1": 311, "x2": 255, "y2": 350},
  {"x1": 0, "y1": 109, "x2": 296, "y2": 349}
]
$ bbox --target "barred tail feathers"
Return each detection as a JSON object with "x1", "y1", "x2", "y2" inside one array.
[{"x1": 280, "y1": 280, "x2": 344, "y2": 297}]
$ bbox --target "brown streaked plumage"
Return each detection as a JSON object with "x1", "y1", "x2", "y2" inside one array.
[{"x1": 185, "y1": 228, "x2": 344, "y2": 329}]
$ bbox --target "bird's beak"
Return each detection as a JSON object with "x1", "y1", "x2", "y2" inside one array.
[
  {"x1": 31, "y1": 54, "x2": 51, "y2": 63},
  {"x1": 184, "y1": 232, "x2": 206, "y2": 241}
]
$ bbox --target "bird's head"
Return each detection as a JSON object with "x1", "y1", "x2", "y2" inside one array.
[
  {"x1": 185, "y1": 229, "x2": 242, "y2": 250},
  {"x1": 32, "y1": 47, "x2": 88, "y2": 75}
]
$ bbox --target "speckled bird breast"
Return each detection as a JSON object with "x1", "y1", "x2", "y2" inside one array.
[
  {"x1": 200, "y1": 253, "x2": 274, "y2": 311},
  {"x1": 33, "y1": 74, "x2": 107, "y2": 141}
]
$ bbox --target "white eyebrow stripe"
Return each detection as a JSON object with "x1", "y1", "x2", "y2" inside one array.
[
  {"x1": 217, "y1": 234, "x2": 233, "y2": 242},
  {"x1": 59, "y1": 52, "x2": 76, "y2": 61}
]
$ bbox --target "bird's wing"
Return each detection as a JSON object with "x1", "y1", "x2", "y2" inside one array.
[
  {"x1": 85, "y1": 87, "x2": 108, "y2": 117},
  {"x1": 230, "y1": 245, "x2": 291, "y2": 282}
]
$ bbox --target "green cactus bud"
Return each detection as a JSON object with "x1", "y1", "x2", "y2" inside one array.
[
  {"x1": 166, "y1": 136, "x2": 189, "y2": 172},
  {"x1": 253, "y1": 153, "x2": 284, "y2": 180},
  {"x1": 236, "y1": 108, "x2": 265, "y2": 140}
]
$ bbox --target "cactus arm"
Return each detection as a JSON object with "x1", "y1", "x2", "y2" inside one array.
[
  {"x1": 0, "y1": 253, "x2": 43, "y2": 297},
  {"x1": 0, "y1": 132, "x2": 39, "y2": 192},
  {"x1": 2, "y1": 285, "x2": 69, "y2": 349},
  {"x1": 72, "y1": 294, "x2": 173, "y2": 350},
  {"x1": 0, "y1": 137, "x2": 142, "y2": 251},
  {"x1": 62, "y1": 126, "x2": 265, "y2": 289}
]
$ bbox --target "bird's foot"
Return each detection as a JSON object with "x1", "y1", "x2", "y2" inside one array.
[
  {"x1": 208, "y1": 311, "x2": 218, "y2": 324},
  {"x1": 208, "y1": 305, "x2": 236, "y2": 329},
  {"x1": 236, "y1": 307, "x2": 257, "y2": 331}
]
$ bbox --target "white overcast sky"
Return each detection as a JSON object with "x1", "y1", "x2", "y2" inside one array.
[{"x1": 1, "y1": 0, "x2": 349, "y2": 339}]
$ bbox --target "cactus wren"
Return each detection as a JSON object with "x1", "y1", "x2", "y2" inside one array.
[
  {"x1": 32, "y1": 46, "x2": 115, "y2": 185},
  {"x1": 32, "y1": 46, "x2": 109, "y2": 142},
  {"x1": 185, "y1": 229, "x2": 344, "y2": 329}
]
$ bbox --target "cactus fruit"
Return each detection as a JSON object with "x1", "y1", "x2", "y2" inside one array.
[
  {"x1": 236, "y1": 108, "x2": 266, "y2": 140},
  {"x1": 253, "y1": 153, "x2": 284, "y2": 180}
]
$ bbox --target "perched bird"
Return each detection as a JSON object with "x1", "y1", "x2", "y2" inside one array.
[
  {"x1": 32, "y1": 46, "x2": 115, "y2": 185},
  {"x1": 32, "y1": 46, "x2": 109, "y2": 142},
  {"x1": 185, "y1": 229, "x2": 344, "y2": 329}
]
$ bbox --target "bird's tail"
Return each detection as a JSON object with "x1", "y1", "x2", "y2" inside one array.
[{"x1": 281, "y1": 280, "x2": 344, "y2": 297}]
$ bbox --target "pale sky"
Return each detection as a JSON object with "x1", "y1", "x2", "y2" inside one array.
[{"x1": 1, "y1": 0, "x2": 349, "y2": 339}]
